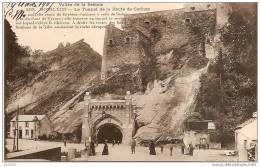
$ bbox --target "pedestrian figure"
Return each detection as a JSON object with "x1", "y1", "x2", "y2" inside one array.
[
  {"x1": 181, "y1": 143, "x2": 185, "y2": 154},
  {"x1": 160, "y1": 143, "x2": 164, "y2": 154},
  {"x1": 188, "y1": 144, "x2": 194, "y2": 156},
  {"x1": 169, "y1": 140, "x2": 174, "y2": 156},
  {"x1": 63, "y1": 138, "x2": 67, "y2": 147},
  {"x1": 102, "y1": 140, "x2": 109, "y2": 155},
  {"x1": 130, "y1": 138, "x2": 136, "y2": 154},
  {"x1": 112, "y1": 140, "x2": 115, "y2": 146},
  {"x1": 117, "y1": 140, "x2": 120, "y2": 145},
  {"x1": 90, "y1": 140, "x2": 96, "y2": 156},
  {"x1": 149, "y1": 141, "x2": 156, "y2": 155}
]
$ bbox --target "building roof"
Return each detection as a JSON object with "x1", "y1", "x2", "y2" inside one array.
[
  {"x1": 235, "y1": 118, "x2": 256, "y2": 130},
  {"x1": 10, "y1": 115, "x2": 46, "y2": 122},
  {"x1": 235, "y1": 118, "x2": 257, "y2": 140}
]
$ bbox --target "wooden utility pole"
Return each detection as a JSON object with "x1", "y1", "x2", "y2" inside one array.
[
  {"x1": 16, "y1": 105, "x2": 19, "y2": 151},
  {"x1": 13, "y1": 105, "x2": 19, "y2": 151},
  {"x1": 12, "y1": 121, "x2": 16, "y2": 151}
]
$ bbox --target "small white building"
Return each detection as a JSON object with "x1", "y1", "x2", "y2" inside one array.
[
  {"x1": 235, "y1": 118, "x2": 257, "y2": 161},
  {"x1": 9, "y1": 115, "x2": 53, "y2": 140}
]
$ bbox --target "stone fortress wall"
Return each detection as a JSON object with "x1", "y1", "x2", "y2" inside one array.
[{"x1": 101, "y1": 4, "x2": 225, "y2": 80}]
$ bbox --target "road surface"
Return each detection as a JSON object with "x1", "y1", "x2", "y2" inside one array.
[{"x1": 5, "y1": 139, "x2": 238, "y2": 161}]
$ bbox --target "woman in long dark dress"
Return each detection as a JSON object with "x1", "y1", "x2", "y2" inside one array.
[
  {"x1": 102, "y1": 141, "x2": 109, "y2": 155},
  {"x1": 90, "y1": 140, "x2": 96, "y2": 156},
  {"x1": 149, "y1": 141, "x2": 156, "y2": 155}
]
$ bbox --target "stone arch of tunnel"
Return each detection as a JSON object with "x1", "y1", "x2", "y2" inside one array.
[{"x1": 92, "y1": 115, "x2": 124, "y2": 143}]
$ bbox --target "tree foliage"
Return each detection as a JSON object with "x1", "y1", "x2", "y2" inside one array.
[
  {"x1": 4, "y1": 19, "x2": 20, "y2": 77},
  {"x1": 196, "y1": 4, "x2": 257, "y2": 146},
  {"x1": 4, "y1": 19, "x2": 40, "y2": 99}
]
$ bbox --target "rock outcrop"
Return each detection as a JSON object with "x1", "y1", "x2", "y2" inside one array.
[
  {"x1": 6, "y1": 39, "x2": 102, "y2": 123},
  {"x1": 133, "y1": 41, "x2": 217, "y2": 143}
]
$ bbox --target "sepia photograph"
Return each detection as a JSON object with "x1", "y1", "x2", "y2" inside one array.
[{"x1": 2, "y1": 1, "x2": 258, "y2": 163}]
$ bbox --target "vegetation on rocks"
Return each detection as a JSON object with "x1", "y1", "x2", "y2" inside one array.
[{"x1": 195, "y1": 4, "x2": 257, "y2": 146}]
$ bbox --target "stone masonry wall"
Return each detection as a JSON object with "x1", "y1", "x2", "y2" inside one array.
[
  {"x1": 102, "y1": 8, "x2": 217, "y2": 80},
  {"x1": 123, "y1": 9, "x2": 216, "y2": 55},
  {"x1": 102, "y1": 24, "x2": 151, "y2": 79}
]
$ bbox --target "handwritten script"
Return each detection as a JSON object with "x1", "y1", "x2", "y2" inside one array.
[{"x1": 4, "y1": 2, "x2": 55, "y2": 20}]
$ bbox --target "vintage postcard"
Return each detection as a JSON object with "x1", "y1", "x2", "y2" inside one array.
[{"x1": 2, "y1": 1, "x2": 258, "y2": 164}]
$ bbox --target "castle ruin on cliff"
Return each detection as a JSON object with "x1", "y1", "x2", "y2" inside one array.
[{"x1": 101, "y1": 3, "x2": 230, "y2": 80}]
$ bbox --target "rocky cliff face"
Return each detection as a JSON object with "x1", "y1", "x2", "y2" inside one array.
[
  {"x1": 6, "y1": 39, "x2": 102, "y2": 122},
  {"x1": 133, "y1": 40, "x2": 217, "y2": 143}
]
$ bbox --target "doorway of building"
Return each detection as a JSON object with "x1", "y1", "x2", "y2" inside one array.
[
  {"x1": 31, "y1": 130, "x2": 34, "y2": 139},
  {"x1": 19, "y1": 130, "x2": 22, "y2": 139},
  {"x1": 96, "y1": 123, "x2": 123, "y2": 143}
]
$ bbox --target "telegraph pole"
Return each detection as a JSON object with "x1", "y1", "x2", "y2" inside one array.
[
  {"x1": 16, "y1": 105, "x2": 19, "y2": 151},
  {"x1": 13, "y1": 105, "x2": 19, "y2": 151},
  {"x1": 12, "y1": 120, "x2": 16, "y2": 151}
]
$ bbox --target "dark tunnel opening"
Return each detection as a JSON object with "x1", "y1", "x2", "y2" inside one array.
[{"x1": 96, "y1": 123, "x2": 123, "y2": 143}]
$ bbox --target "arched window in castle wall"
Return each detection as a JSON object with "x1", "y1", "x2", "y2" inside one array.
[
  {"x1": 162, "y1": 20, "x2": 167, "y2": 26},
  {"x1": 144, "y1": 20, "x2": 150, "y2": 28},
  {"x1": 108, "y1": 39, "x2": 113, "y2": 46},
  {"x1": 185, "y1": 18, "x2": 191, "y2": 24},
  {"x1": 125, "y1": 37, "x2": 130, "y2": 44}
]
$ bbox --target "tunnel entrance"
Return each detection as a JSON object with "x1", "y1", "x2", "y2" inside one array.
[{"x1": 96, "y1": 123, "x2": 123, "y2": 143}]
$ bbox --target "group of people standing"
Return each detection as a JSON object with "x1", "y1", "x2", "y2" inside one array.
[
  {"x1": 130, "y1": 139, "x2": 194, "y2": 156},
  {"x1": 112, "y1": 139, "x2": 120, "y2": 146},
  {"x1": 86, "y1": 138, "x2": 194, "y2": 157}
]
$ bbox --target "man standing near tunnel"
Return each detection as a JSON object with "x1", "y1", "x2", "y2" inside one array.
[
  {"x1": 90, "y1": 140, "x2": 96, "y2": 156},
  {"x1": 130, "y1": 138, "x2": 136, "y2": 154}
]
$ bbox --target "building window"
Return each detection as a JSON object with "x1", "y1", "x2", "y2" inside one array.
[
  {"x1": 208, "y1": 122, "x2": 216, "y2": 130},
  {"x1": 25, "y1": 122, "x2": 29, "y2": 127},
  {"x1": 185, "y1": 18, "x2": 191, "y2": 23},
  {"x1": 162, "y1": 20, "x2": 167, "y2": 25},
  {"x1": 144, "y1": 21, "x2": 150, "y2": 28},
  {"x1": 26, "y1": 129, "x2": 29, "y2": 136},
  {"x1": 31, "y1": 130, "x2": 34, "y2": 139},
  {"x1": 108, "y1": 39, "x2": 113, "y2": 46},
  {"x1": 125, "y1": 37, "x2": 130, "y2": 44}
]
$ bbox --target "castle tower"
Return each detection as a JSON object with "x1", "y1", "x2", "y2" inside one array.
[
  {"x1": 125, "y1": 91, "x2": 132, "y2": 123},
  {"x1": 101, "y1": 22, "x2": 115, "y2": 80},
  {"x1": 101, "y1": 25, "x2": 108, "y2": 80},
  {"x1": 81, "y1": 92, "x2": 91, "y2": 143}
]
